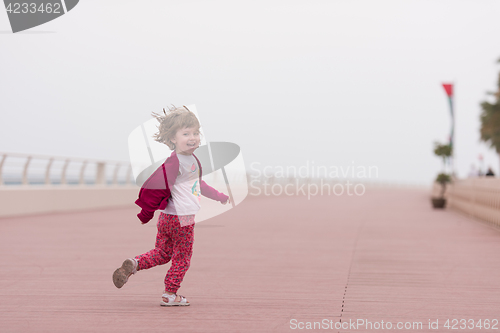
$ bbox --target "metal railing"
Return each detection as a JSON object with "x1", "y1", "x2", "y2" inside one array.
[{"x1": 0, "y1": 152, "x2": 133, "y2": 186}]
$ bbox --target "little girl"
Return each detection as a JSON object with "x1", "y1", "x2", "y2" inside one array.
[{"x1": 113, "y1": 105, "x2": 229, "y2": 306}]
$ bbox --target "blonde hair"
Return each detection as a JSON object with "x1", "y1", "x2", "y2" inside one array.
[{"x1": 152, "y1": 105, "x2": 200, "y2": 150}]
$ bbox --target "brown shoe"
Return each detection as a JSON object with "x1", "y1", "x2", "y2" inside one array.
[{"x1": 112, "y1": 258, "x2": 137, "y2": 288}]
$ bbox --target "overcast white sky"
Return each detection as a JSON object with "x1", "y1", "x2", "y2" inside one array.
[{"x1": 1, "y1": 0, "x2": 500, "y2": 184}]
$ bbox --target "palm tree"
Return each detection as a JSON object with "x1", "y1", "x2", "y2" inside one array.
[{"x1": 480, "y1": 60, "x2": 500, "y2": 173}]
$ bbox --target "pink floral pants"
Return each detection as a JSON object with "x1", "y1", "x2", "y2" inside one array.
[{"x1": 135, "y1": 213, "x2": 195, "y2": 293}]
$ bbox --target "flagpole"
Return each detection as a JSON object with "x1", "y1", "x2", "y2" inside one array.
[
  {"x1": 442, "y1": 83, "x2": 455, "y2": 176},
  {"x1": 452, "y1": 81, "x2": 455, "y2": 176},
  {"x1": 450, "y1": 82, "x2": 455, "y2": 176}
]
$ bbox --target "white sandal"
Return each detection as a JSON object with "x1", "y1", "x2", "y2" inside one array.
[
  {"x1": 112, "y1": 258, "x2": 138, "y2": 288},
  {"x1": 161, "y1": 293, "x2": 190, "y2": 306}
]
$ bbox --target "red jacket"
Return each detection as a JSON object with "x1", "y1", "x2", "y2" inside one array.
[{"x1": 135, "y1": 150, "x2": 229, "y2": 223}]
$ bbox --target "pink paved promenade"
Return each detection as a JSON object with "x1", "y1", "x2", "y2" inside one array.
[{"x1": 1, "y1": 189, "x2": 500, "y2": 332}]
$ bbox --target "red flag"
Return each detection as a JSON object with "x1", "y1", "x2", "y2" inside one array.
[{"x1": 442, "y1": 83, "x2": 453, "y2": 97}]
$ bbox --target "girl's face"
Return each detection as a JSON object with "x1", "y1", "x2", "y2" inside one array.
[{"x1": 171, "y1": 126, "x2": 200, "y2": 155}]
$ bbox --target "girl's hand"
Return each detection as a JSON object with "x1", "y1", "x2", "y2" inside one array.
[{"x1": 222, "y1": 197, "x2": 231, "y2": 205}]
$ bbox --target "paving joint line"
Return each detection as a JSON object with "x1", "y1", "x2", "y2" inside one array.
[{"x1": 339, "y1": 218, "x2": 367, "y2": 330}]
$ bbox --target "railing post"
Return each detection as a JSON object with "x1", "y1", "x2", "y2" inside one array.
[
  {"x1": 45, "y1": 158, "x2": 54, "y2": 185},
  {"x1": 61, "y1": 159, "x2": 70, "y2": 185},
  {"x1": 96, "y1": 162, "x2": 106, "y2": 185},
  {"x1": 113, "y1": 164, "x2": 120, "y2": 185},
  {"x1": 126, "y1": 165, "x2": 132, "y2": 185},
  {"x1": 22, "y1": 156, "x2": 32, "y2": 185},
  {"x1": 0, "y1": 154, "x2": 7, "y2": 186},
  {"x1": 79, "y1": 161, "x2": 87, "y2": 185}
]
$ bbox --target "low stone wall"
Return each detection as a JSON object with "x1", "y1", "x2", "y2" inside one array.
[
  {"x1": 447, "y1": 178, "x2": 500, "y2": 227},
  {"x1": 0, "y1": 186, "x2": 139, "y2": 217}
]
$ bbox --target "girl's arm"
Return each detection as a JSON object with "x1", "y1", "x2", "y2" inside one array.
[{"x1": 200, "y1": 180, "x2": 229, "y2": 203}]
